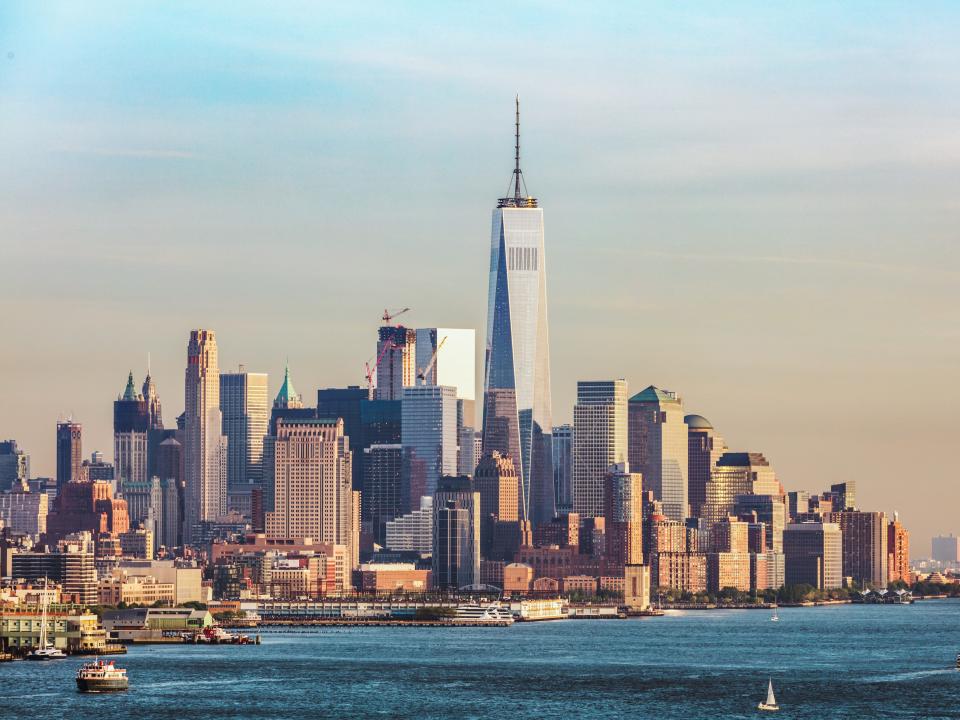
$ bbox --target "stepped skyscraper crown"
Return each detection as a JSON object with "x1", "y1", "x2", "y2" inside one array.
[{"x1": 482, "y1": 98, "x2": 555, "y2": 527}]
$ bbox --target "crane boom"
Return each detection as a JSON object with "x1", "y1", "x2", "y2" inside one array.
[
  {"x1": 417, "y1": 335, "x2": 448, "y2": 385},
  {"x1": 364, "y1": 340, "x2": 397, "y2": 397},
  {"x1": 382, "y1": 307, "x2": 410, "y2": 326}
]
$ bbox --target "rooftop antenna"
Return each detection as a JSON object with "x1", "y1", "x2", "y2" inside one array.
[
  {"x1": 147, "y1": 352, "x2": 151, "y2": 376},
  {"x1": 514, "y1": 94, "x2": 522, "y2": 202}
]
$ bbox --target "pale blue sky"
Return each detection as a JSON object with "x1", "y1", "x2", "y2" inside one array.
[{"x1": 1, "y1": 2, "x2": 958, "y2": 550}]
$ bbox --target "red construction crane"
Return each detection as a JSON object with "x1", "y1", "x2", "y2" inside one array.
[
  {"x1": 364, "y1": 340, "x2": 397, "y2": 398},
  {"x1": 381, "y1": 307, "x2": 410, "y2": 326}
]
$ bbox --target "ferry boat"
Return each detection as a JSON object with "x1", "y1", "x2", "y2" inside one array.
[
  {"x1": 76, "y1": 660, "x2": 129, "y2": 693},
  {"x1": 757, "y1": 678, "x2": 779, "y2": 712},
  {"x1": 455, "y1": 601, "x2": 514, "y2": 625},
  {"x1": 26, "y1": 579, "x2": 67, "y2": 661}
]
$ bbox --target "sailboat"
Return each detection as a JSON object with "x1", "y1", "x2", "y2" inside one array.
[
  {"x1": 757, "y1": 678, "x2": 779, "y2": 712},
  {"x1": 26, "y1": 578, "x2": 67, "y2": 661},
  {"x1": 770, "y1": 607, "x2": 780, "y2": 622}
]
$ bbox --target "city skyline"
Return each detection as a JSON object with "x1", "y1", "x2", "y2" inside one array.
[{"x1": 2, "y1": 3, "x2": 959, "y2": 552}]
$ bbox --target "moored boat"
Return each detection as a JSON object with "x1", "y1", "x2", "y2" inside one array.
[
  {"x1": 76, "y1": 660, "x2": 129, "y2": 693},
  {"x1": 26, "y1": 578, "x2": 67, "y2": 661}
]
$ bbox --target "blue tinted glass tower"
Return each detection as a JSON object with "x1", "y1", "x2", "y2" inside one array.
[{"x1": 482, "y1": 98, "x2": 555, "y2": 527}]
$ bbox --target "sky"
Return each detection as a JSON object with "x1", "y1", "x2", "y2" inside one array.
[{"x1": 1, "y1": 2, "x2": 958, "y2": 552}]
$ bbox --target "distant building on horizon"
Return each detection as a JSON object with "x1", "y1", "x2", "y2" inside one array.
[
  {"x1": 932, "y1": 534, "x2": 960, "y2": 565},
  {"x1": 0, "y1": 440, "x2": 31, "y2": 492}
]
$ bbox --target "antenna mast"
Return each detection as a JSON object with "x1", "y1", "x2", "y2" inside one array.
[{"x1": 514, "y1": 95, "x2": 522, "y2": 202}]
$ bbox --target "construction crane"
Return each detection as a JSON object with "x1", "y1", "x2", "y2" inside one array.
[
  {"x1": 381, "y1": 307, "x2": 410, "y2": 326},
  {"x1": 416, "y1": 335, "x2": 448, "y2": 385},
  {"x1": 364, "y1": 340, "x2": 397, "y2": 398}
]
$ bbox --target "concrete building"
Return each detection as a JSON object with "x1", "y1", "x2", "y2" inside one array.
[
  {"x1": 784, "y1": 521, "x2": 843, "y2": 590},
  {"x1": 220, "y1": 369, "x2": 269, "y2": 493},
  {"x1": 624, "y1": 564, "x2": 651, "y2": 610},
  {"x1": 183, "y1": 329, "x2": 227, "y2": 543},
  {"x1": 112, "y1": 560, "x2": 203, "y2": 605},
  {"x1": 45, "y1": 479, "x2": 129, "y2": 548},
  {"x1": 684, "y1": 414, "x2": 725, "y2": 520},
  {"x1": 0, "y1": 440, "x2": 30, "y2": 492},
  {"x1": 114, "y1": 371, "x2": 149, "y2": 492},
  {"x1": 604, "y1": 462, "x2": 644, "y2": 569},
  {"x1": 0, "y1": 487, "x2": 48, "y2": 537},
  {"x1": 12, "y1": 535, "x2": 99, "y2": 605},
  {"x1": 887, "y1": 513, "x2": 909, "y2": 583},
  {"x1": 826, "y1": 510, "x2": 888, "y2": 588},
  {"x1": 375, "y1": 325, "x2": 417, "y2": 401},
  {"x1": 703, "y1": 452, "x2": 782, "y2": 524},
  {"x1": 98, "y1": 574, "x2": 175, "y2": 606},
  {"x1": 384, "y1": 497, "x2": 433, "y2": 554},
  {"x1": 734, "y1": 493, "x2": 787, "y2": 553},
  {"x1": 572, "y1": 380, "x2": 628, "y2": 519},
  {"x1": 432, "y1": 476, "x2": 480, "y2": 590},
  {"x1": 474, "y1": 452, "x2": 520, "y2": 559},
  {"x1": 56, "y1": 421, "x2": 83, "y2": 492},
  {"x1": 401, "y1": 385, "x2": 458, "y2": 510},
  {"x1": 265, "y1": 418, "x2": 356, "y2": 570},
  {"x1": 628, "y1": 386, "x2": 688, "y2": 522},
  {"x1": 931, "y1": 535, "x2": 960, "y2": 565},
  {"x1": 356, "y1": 563, "x2": 430, "y2": 595}
]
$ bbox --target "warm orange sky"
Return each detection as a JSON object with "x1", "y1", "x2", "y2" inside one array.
[{"x1": 1, "y1": 3, "x2": 958, "y2": 552}]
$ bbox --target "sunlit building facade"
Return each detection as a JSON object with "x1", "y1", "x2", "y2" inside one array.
[
  {"x1": 481, "y1": 101, "x2": 555, "y2": 528},
  {"x1": 572, "y1": 380, "x2": 628, "y2": 519},
  {"x1": 628, "y1": 386, "x2": 688, "y2": 522}
]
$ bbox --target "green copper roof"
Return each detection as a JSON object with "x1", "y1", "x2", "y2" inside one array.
[
  {"x1": 629, "y1": 385, "x2": 680, "y2": 405},
  {"x1": 122, "y1": 371, "x2": 138, "y2": 401},
  {"x1": 275, "y1": 363, "x2": 298, "y2": 405}
]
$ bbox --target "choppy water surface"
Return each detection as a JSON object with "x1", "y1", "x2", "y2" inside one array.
[{"x1": 3, "y1": 600, "x2": 959, "y2": 719}]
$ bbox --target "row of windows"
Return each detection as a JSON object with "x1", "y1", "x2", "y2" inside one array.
[{"x1": 507, "y1": 246, "x2": 539, "y2": 272}]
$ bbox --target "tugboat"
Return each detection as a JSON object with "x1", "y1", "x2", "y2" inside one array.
[
  {"x1": 757, "y1": 678, "x2": 779, "y2": 712},
  {"x1": 26, "y1": 579, "x2": 67, "y2": 661},
  {"x1": 76, "y1": 660, "x2": 129, "y2": 693}
]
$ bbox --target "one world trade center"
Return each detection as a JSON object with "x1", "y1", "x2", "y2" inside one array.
[{"x1": 482, "y1": 98, "x2": 555, "y2": 527}]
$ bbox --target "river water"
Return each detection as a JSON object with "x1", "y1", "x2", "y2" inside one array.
[{"x1": 3, "y1": 600, "x2": 959, "y2": 719}]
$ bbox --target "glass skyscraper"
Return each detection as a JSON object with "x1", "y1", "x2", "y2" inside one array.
[{"x1": 482, "y1": 98, "x2": 555, "y2": 527}]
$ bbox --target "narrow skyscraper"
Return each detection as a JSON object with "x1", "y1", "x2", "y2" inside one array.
[
  {"x1": 183, "y1": 329, "x2": 226, "y2": 543},
  {"x1": 114, "y1": 371, "x2": 149, "y2": 489},
  {"x1": 56, "y1": 421, "x2": 83, "y2": 492},
  {"x1": 628, "y1": 386, "x2": 689, "y2": 522},
  {"x1": 482, "y1": 97, "x2": 555, "y2": 527},
  {"x1": 572, "y1": 380, "x2": 628, "y2": 519},
  {"x1": 220, "y1": 368, "x2": 269, "y2": 489}
]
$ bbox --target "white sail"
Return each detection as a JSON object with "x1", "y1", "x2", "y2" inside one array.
[{"x1": 766, "y1": 679, "x2": 776, "y2": 706}]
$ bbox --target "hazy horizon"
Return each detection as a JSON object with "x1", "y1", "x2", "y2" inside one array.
[{"x1": 1, "y1": 2, "x2": 958, "y2": 552}]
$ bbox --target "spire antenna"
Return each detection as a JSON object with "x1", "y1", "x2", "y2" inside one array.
[{"x1": 514, "y1": 94, "x2": 521, "y2": 202}]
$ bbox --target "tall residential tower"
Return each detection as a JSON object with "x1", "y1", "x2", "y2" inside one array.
[{"x1": 481, "y1": 98, "x2": 555, "y2": 527}]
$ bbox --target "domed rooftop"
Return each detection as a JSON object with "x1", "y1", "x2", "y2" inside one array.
[{"x1": 684, "y1": 414, "x2": 712, "y2": 430}]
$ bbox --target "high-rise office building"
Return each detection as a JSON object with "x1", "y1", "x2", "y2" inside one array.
[
  {"x1": 827, "y1": 482, "x2": 856, "y2": 512},
  {"x1": 572, "y1": 380, "x2": 628, "y2": 519},
  {"x1": 481, "y1": 99, "x2": 555, "y2": 529},
  {"x1": 783, "y1": 521, "x2": 843, "y2": 589},
  {"x1": 114, "y1": 371, "x2": 149, "y2": 492},
  {"x1": 551, "y1": 424, "x2": 573, "y2": 514},
  {"x1": 887, "y1": 513, "x2": 910, "y2": 583},
  {"x1": 401, "y1": 385, "x2": 458, "y2": 511},
  {"x1": 363, "y1": 443, "x2": 404, "y2": 545},
  {"x1": 375, "y1": 326, "x2": 417, "y2": 401},
  {"x1": 474, "y1": 451, "x2": 520, "y2": 560},
  {"x1": 45, "y1": 480, "x2": 130, "y2": 548},
  {"x1": 384, "y1": 496, "x2": 433, "y2": 554},
  {"x1": 825, "y1": 510, "x2": 888, "y2": 588},
  {"x1": 56, "y1": 421, "x2": 83, "y2": 492},
  {"x1": 702, "y1": 452, "x2": 781, "y2": 523},
  {"x1": 685, "y1": 414, "x2": 725, "y2": 520},
  {"x1": 220, "y1": 369, "x2": 269, "y2": 489},
  {"x1": 433, "y1": 476, "x2": 480, "y2": 590},
  {"x1": 142, "y1": 368, "x2": 163, "y2": 430},
  {"x1": 734, "y1": 493, "x2": 787, "y2": 553},
  {"x1": 0, "y1": 440, "x2": 30, "y2": 492},
  {"x1": 932, "y1": 535, "x2": 960, "y2": 565},
  {"x1": 265, "y1": 418, "x2": 356, "y2": 569},
  {"x1": 628, "y1": 386, "x2": 688, "y2": 522},
  {"x1": 787, "y1": 490, "x2": 810, "y2": 522},
  {"x1": 183, "y1": 329, "x2": 226, "y2": 543},
  {"x1": 604, "y1": 462, "x2": 644, "y2": 569}
]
